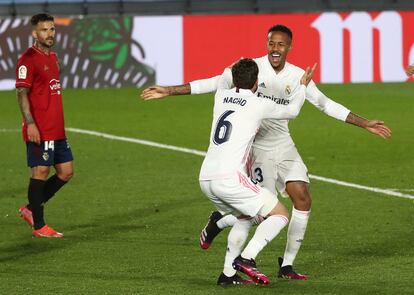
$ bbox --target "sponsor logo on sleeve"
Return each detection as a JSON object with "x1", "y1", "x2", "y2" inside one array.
[{"x1": 18, "y1": 65, "x2": 27, "y2": 79}]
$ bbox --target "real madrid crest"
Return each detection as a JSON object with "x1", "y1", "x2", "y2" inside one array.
[
  {"x1": 285, "y1": 85, "x2": 291, "y2": 95},
  {"x1": 42, "y1": 152, "x2": 49, "y2": 161}
]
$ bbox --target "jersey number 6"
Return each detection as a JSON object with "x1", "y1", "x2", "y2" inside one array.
[{"x1": 213, "y1": 110, "x2": 235, "y2": 145}]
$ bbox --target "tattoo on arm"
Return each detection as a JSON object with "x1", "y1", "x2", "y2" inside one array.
[
  {"x1": 345, "y1": 112, "x2": 368, "y2": 128},
  {"x1": 166, "y1": 84, "x2": 191, "y2": 95},
  {"x1": 16, "y1": 87, "x2": 34, "y2": 124}
]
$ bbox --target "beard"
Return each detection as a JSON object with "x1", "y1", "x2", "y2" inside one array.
[{"x1": 38, "y1": 38, "x2": 54, "y2": 48}]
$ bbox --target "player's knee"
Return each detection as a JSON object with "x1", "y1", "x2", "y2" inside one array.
[
  {"x1": 267, "y1": 202, "x2": 289, "y2": 219},
  {"x1": 57, "y1": 170, "x2": 73, "y2": 182},
  {"x1": 278, "y1": 206, "x2": 290, "y2": 219},
  {"x1": 32, "y1": 167, "x2": 49, "y2": 180},
  {"x1": 293, "y1": 194, "x2": 311, "y2": 211},
  {"x1": 287, "y1": 183, "x2": 312, "y2": 211}
]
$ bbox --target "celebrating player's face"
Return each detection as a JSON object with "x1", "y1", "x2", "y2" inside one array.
[
  {"x1": 32, "y1": 21, "x2": 55, "y2": 49},
  {"x1": 267, "y1": 31, "x2": 291, "y2": 72}
]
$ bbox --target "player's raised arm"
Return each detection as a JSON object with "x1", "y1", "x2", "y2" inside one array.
[{"x1": 406, "y1": 63, "x2": 414, "y2": 76}]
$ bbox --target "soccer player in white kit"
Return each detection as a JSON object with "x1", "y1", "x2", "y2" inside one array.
[
  {"x1": 141, "y1": 25, "x2": 391, "y2": 280},
  {"x1": 197, "y1": 58, "x2": 314, "y2": 285}
]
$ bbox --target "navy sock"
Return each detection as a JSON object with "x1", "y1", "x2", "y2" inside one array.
[
  {"x1": 28, "y1": 178, "x2": 46, "y2": 230},
  {"x1": 43, "y1": 174, "x2": 67, "y2": 203}
]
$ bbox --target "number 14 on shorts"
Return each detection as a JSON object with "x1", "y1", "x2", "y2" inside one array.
[{"x1": 44, "y1": 140, "x2": 55, "y2": 151}]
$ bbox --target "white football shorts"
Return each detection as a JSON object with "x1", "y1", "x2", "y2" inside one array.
[
  {"x1": 199, "y1": 170, "x2": 278, "y2": 218},
  {"x1": 250, "y1": 145, "x2": 309, "y2": 196}
]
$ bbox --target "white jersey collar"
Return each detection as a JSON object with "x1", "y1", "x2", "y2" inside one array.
[{"x1": 231, "y1": 87, "x2": 255, "y2": 95}]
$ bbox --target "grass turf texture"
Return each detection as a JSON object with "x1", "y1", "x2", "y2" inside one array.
[{"x1": 0, "y1": 83, "x2": 413, "y2": 294}]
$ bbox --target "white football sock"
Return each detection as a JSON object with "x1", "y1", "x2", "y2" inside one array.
[
  {"x1": 282, "y1": 208, "x2": 310, "y2": 267},
  {"x1": 223, "y1": 219, "x2": 252, "y2": 277},
  {"x1": 241, "y1": 215, "x2": 289, "y2": 260},
  {"x1": 217, "y1": 214, "x2": 237, "y2": 229}
]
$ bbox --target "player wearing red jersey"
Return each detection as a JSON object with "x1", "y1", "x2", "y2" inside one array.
[{"x1": 16, "y1": 13, "x2": 73, "y2": 238}]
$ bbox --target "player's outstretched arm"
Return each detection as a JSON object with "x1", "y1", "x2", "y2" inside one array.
[
  {"x1": 345, "y1": 113, "x2": 392, "y2": 139},
  {"x1": 16, "y1": 87, "x2": 40, "y2": 144},
  {"x1": 406, "y1": 64, "x2": 414, "y2": 76},
  {"x1": 141, "y1": 84, "x2": 191, "y2": 101}
]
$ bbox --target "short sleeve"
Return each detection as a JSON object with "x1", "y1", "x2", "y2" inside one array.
[{"x1": 15, "y1": 55, "x2": 34, "y2": 89}]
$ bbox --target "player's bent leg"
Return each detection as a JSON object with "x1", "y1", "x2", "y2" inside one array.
[
  {"x1": 235, "y1": 197, "x2": 289, "y2": 285},
  {"x1": 279, "y1": 181, "x2": 311, "y2": 280}
]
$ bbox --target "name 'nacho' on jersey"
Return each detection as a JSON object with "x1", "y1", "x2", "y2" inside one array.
[
  {"x1": 223, "y1": 96, "x2": 247, "y2": 106},
  {"x1": 257, "y1": 92, "x2": 290, "y2": 105}
]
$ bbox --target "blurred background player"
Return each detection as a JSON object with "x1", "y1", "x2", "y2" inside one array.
[
  {"x1": 16, "y1": 13, "x2": 74, "y2": 238},
  {"x1": 141, "y1": 24, "x2": 391, "y2": 280}
]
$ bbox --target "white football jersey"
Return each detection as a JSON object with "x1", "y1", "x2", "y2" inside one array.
[
  {"x1": 190, "y1": 55, "x2": 351, "y2": 151},
  {"x1": 199, "y1": 76, "x2": 306, "y2": 180}
]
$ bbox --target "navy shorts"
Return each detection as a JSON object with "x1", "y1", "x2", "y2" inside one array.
[{"x1": 26, "y1": 139, "x2": 74, "y2": 167}]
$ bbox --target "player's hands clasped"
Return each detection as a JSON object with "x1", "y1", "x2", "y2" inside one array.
[
  {"x1": 300, "y1": 63, "x2": 317, "y2": 86},
  {"x1": 365, "y1": 120, "x2": 392, "y2": 139},
  {"x1": 140, "y1": 86, "x2": 169, "y2": 100},
  {"x1": 27, "y1": 123, "x2": 41, "y2": 144}
]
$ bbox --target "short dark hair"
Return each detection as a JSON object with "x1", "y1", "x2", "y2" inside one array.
[
  {"x1": 267, "y1": 24, "x2": 293, "y2": 41},
  {"x1": 232, "y1": 58, "x2": 259, "y2": 90},
  {"x1": 30, "y1": 13, "x2": 54, "y2": 26}
]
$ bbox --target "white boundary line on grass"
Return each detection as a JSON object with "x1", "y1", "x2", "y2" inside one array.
[
  {"x1": 65, "y1": 127, "x2": 414, "y2": 201},
  {"x1": 2, "y1": 127, "x2": 413, "y2": 200}
]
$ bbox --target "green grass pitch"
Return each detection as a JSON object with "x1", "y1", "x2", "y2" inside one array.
[{"x1": 0, "y1": 83, "x2": 413, "y2": 294}]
